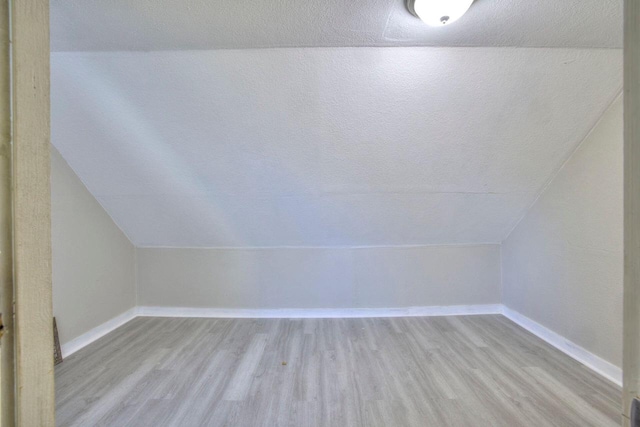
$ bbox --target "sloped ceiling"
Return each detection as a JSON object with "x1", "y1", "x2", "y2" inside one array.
[{"x1": 50, "y1": 1, "x2": 623, "y2": 247}]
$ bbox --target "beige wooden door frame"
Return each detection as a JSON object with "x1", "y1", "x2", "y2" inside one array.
[
  {"x1": 0, "y1": 0, "x2": 54, "y2": 426},
  {"x1": 0, "y1": 0, "x2": 11, "y2": 424},
  {"x1": 624, "y1": 1, "x2": 640, "y2": 426}
]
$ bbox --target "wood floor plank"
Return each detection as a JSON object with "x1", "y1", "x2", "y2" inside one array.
[{"x1": 55, "y1": 315, "x2": 621, "y2": 426}]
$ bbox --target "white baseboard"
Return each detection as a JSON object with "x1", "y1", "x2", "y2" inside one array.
[
  {"x1": 136, "y1": 304, "x2": 503, "y2": 319},
  {"x1": 60, "y1": 307, "x2": 138, "y2": 358},
  {"x1": 501, "y1": 306, "x2": 622, "y2": 387}
]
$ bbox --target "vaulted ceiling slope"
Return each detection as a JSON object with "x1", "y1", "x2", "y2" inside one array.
[
  {"x1": 51, "y1": 47, "x2": 622, "y2": 247},
  {"x1": 51, "y1": 0, "x2": 622, "y2": 51}
]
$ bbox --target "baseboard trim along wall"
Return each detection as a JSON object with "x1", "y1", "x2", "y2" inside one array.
[
  {"x1": 60, "y1": 304, "x2": 622, "y2": 387},
  {"x1": 501, "y1": 306, "x2": 622, "y2": 387},
  {"x1": 60, "y1": 307, "x2": 138, "y2": 358},
  {"x1": 136, "y1": 304, "x2": 503, "y2": 319}
]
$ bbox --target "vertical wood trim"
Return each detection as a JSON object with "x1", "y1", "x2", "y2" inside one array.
[
  {"x1": 11, "y1": 0, "x2": 54, "y2": 426},
  {"x1": 624, "y1": 1, "x2": 640, "y2": 425},
  {"x1": 0, "y1": 1, "x2": 11, "y2": 424},
  {"x1": 0, "y1": 0, "x2": 13, "y2": 424}
]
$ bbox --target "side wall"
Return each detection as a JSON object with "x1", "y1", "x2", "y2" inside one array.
[
  {"x1": 51, "y1": 146, "x2": 136, "y2": 346},
  {"x1": 136, "y1": 245, "x2": 501, "y2": 310},
  {"x1": 502, "y1": 97, "x2": 623, "y2": 367}
]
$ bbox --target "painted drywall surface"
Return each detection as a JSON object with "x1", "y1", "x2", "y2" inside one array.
[
  {"x1": 51, "y1": 147, "x2": 136, "y2": 345},
  {"x1": 51, "y1": 0, "x2": 621, "y2": 51},
  {"x1": 136, "y1": 245, "x2": 500, "y2": 309},
  {"x1": 502, "y1": 97, "x2": 623, "y2": 366},
  {"x1": 51, "y1": 47, "x2": 622, "y2": 247}
]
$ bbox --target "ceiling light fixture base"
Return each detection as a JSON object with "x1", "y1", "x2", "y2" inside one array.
[{"x1": 406, "y1": 0, "x2": 474, "y2": 27}]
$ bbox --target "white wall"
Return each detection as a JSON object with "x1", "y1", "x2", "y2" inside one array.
[
  {"x1": 502, "y1": 96, "x2": 623, "y2": 367},
  {"x1": 137, "y1": 245, "x2": 501, "y2": 309},
  {"x1": 51, "y1": 146, "x2": 136, "y2": 346}
]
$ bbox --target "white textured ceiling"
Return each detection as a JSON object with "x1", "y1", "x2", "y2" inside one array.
[
  {"x1": 51, "y1": 0, "x2": 622, "y2": 51},
  {"x1": 51, "y1": 47, "x2": 622, "y2": 247}
]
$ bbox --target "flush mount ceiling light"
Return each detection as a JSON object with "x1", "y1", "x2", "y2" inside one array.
[{"x1": 406, "y1": 0, "x2": 474, "y2": 27}]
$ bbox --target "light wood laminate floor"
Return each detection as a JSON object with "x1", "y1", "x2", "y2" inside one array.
[{"x1": 55, "y1": 315, "x2": 621, "y2": 426}]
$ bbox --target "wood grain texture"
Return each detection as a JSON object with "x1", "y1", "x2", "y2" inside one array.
[
  {"x1": 56, "y1": 315, "x2": 621, "y2": 427},
  {"x1": 0, "y1": 0, "x2": 13, "y2": 424},
  {"x1": 12, "y1": 0, "x2": 54, "y2": 425},
  {"x1": 624, "y1": 1, "x2": 640, "y2": 425}
]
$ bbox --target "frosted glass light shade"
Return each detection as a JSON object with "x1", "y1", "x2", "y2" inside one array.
[{"x1": 407, "y1": 0, "x2": 474, "y2": 27}]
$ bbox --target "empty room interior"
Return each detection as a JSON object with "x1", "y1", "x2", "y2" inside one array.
[{"x1": 51, "y1": 0, "x2": 625, "y2": 426}]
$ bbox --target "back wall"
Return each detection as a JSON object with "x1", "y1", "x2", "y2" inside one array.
[{"x1": 136, "y1": 245, "x2": 501, "y2": 310}]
